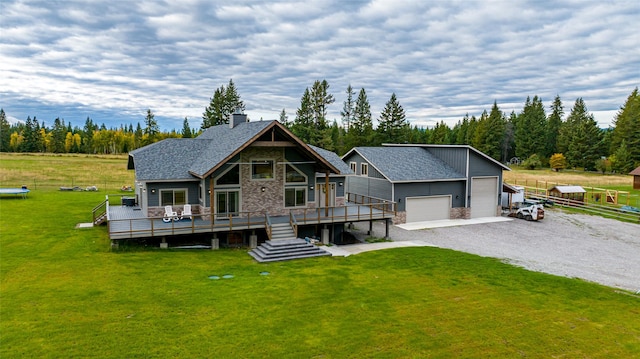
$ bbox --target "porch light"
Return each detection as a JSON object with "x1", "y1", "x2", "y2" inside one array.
[
  {"x1": 339, "y1": 182, "x2": 343, "y2": 186},
  {"x1": 151, "y1": 189, "x2": 155, "y2": 194},
  {"x1": 261, "y1": 187, "x2": 266, "y2": 192},
  {"x1": 309, "y1": 186, "x2": 314, "y2": 190}
]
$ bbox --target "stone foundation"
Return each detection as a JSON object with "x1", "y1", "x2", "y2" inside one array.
[{"x1": 450, "y1": 207, "x2": 470, "y2": 219}]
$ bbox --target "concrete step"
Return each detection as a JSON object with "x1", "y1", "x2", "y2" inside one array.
[{"x1": 248, "y1": 239, "x2": 331, "y2": 263}]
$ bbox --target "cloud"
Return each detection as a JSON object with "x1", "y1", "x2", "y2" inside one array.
[{"x1": 0, "y1": 0, "x2": 638, "y2": 131}]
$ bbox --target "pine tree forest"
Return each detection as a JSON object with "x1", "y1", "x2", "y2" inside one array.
[{"x1": 1, "y1": 84, "x2": 639, "y2": 173}]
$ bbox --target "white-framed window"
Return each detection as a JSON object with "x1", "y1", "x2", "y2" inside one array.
[
  {"x1": 350, "y1": 162, "x2": 357, "y2": 173},
  {"x1": 216, "y1": 164, "x2": 240, "y2": 186},
  {"x1": 360, "y1": 163, "x2": 369, "y2": 176},
  {"x1": 284, "y1": 187, "x2": 306, "y2": 208},
  {"x1": 285, "y1": 164, "x2": 307, "y2": 183},
  {"x1": 252, "y1": 159, "x2": 275, "y2": 180},
  {"x1": 160, "y1": 189, "x2": 187, "y2": 206}
]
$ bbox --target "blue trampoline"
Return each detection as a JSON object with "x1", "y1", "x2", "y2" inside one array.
[{"x1": 0, "y1": 188, "x2": 30, "y2": 199}]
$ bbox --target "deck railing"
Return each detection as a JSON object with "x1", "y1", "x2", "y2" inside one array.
[
  {"x1": 105, "y1": 198, "x2": 397, "y2": 240},
  {"x1": 107, "y1": 211, "x2": 267, "y2": 239},
  {"x1": 92, "y1": 195, "x2": 109, "y2": 225},
  {"x1": 289, "y1": 212, "x2": 299, "y2": 237}
]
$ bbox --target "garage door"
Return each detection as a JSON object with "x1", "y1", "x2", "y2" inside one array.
[
  {"x1": 471, "y1": 177, "x2": 498, "y2": 218},
  {"x1": 405, "y1": 196, "x2": 451, "y2": 223}
]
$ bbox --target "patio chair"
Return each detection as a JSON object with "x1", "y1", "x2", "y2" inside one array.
[
  {"x1": 163, "y1": 205, "x2": 179, "y2": 223},
  {"x1": 181, "y1": 204, "x2": 192, "y2": 220}
]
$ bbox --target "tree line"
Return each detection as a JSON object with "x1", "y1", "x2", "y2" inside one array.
[{"x1": 2, "y1": 81, "x2": 638, "y2": 173}]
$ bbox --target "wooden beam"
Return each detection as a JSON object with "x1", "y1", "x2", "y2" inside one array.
[{"x1": 250, "y1": 141, "x2": 297, "y2": 147}]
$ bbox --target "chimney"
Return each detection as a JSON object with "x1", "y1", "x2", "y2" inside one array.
[{"x1": 229, "y1": 107, "x2": 248, "y2": 128}]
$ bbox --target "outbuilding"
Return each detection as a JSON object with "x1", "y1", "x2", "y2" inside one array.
[
  {"x1": 548, "y1": 185, "x2": 587, "y2": 202},
  {"x1": 630, "y1": 166, "x2": 640, "y2": 190},
  {"x1": 342, "y1": 144, "x2": 510, "y2": 224}
]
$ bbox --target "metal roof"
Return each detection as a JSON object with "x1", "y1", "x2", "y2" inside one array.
[{"x1": 550, "y1": 185, "x2": 586, "y2": 193}]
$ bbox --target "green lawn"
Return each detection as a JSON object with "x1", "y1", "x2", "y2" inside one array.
[{"x1": 1, "y1": 155, "x2": 640, "y2": 358}]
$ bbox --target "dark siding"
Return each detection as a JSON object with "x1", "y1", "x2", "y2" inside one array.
[
  {"x1": 427, "y1": 147, "x2": 468, "y2": 175},
  {"x1": 345, "y1": 176, "x2": 392, "y2": 200},
  {"x1": 343, "y1": 152, "x2": 366, "y2": 175},
  {"x1": 147, "y1": 181, "x2": 199, "y2": 207},
  {"x1": 394, "y1": 181, "x2": 466, "y2": 211}
]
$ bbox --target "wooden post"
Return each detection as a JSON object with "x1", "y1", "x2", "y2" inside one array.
[
  {"x1": 325, "y1": 171, "x2": 330, "y2": 217},
  {"x1": 209, "y1": 176, "x2": 215, "y2": 226}
]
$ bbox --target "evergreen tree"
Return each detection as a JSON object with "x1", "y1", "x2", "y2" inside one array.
[
  {"x1": 454, "y1": 114, "x2": 470, "y2": 144},
  {"x1": 341, "y1": 84, "x2": 355, "y2": 130},
  {"x1": 473, "y1": 101, "x2": 506, "y2": 161},
  {"x1": 377, "y1": 93, "x2": 408, "y2": 144},
  {"x1": 515, "y1": 96, "x2": 547, "y2": 159},
  {"x1": 143, "y1": 109, "x2": 159, "y2": 145},
  {"x1": 345, "y1": 88, "x2": 375, "y2": 149},
  {"x1": 202, "y1": 86, "x2": 225, "y2": 128},
  {"x1": 51, "y1": 117, "x2": 67, "y2": 153},
  {"x1": 201, "y1": 79, "x2": 244, "y2": 129},
  {"x1": 181, "y1": 117, "x2": 193, "y2": 138},
  {"x1": 0, "y1": 109, "x2": 10, "y2": 152},
  {"x1": 609, "y1": 88, "x2": 640, "y2": 166},
  {"x1": 612, "y1": 140, "x2": 635, "y2": 173},
  {"x1": 279, "y1": 108, "x2": 290, "y2": 128},
  {"x1": 20, "y1": 116, "x2": 37, "y2": 152},
  {"x1": 310, "y1": 79, "x2": 335, "y2": 146},
  {"x1": 563, "y1": 98, "x2": 603, "y2": 170},
  {"x1": 503, "y1": 111, "x2": 518, "y2": 162},
  {"x1": 545, "y1": 95, "x2": 564, "y2": 158},
  {"x1": 292, "y1": 88, "x2": 314, "y2": 144},
  {"x1": 465, "y1": 116, "x2": 478, "y2": 145},
  {"x1": 431, "y1": 120, "x2": 452, "y2": 144}
]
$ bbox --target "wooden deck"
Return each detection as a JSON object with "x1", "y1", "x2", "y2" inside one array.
[{"x1": 106, "y1": 203, "x2": 395, "y2": 240}]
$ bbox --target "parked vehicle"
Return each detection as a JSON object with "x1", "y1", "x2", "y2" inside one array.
[{"x1": 515, "y1": 200, "x2": 545, "y2": 221}]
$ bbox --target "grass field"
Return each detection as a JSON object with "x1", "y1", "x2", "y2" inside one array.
[{"x1": 1, "y1": 154, "x2": 640, "y2": 358}]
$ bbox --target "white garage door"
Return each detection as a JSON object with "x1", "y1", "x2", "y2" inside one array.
[
  {"x1": 471, "y1": 177, "x2": 498, "y2": 218},
  {"x1": 405, "y1": 196, "x2": 451, "y2": 223}
]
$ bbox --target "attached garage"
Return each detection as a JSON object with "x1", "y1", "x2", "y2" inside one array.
[
  {"x1": 470, "y1": 177, "x2": 498, "y2": 218},
  {"x1": 405, "y1": 195, "x2": 451, "y2": 222}
]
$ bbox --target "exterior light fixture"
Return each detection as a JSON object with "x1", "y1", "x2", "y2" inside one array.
[
  {"x1": 151, "y1": 189, "x2": 156, "y2": 194},
  {"x1": 261, "y1": 187, "x2": 266, "y2": 192},
  {"x1": 309, "y1": 186, "x2": 314, "y2": 190},
  {"x1": 338, "y1": 182, "x2": 343, "y2": 186}
]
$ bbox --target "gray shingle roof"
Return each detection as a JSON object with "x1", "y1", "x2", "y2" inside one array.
[
  {"x1": 307, "y1": 144, "x2": 353, "y2": 175},
  {"x1": 129, "y1": 120, "x2": 345, "y2": 181},
  {"x1": 353, "y1": 147, "x2": 465, "y2": 182}
]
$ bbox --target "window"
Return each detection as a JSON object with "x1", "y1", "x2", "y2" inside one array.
[
  {"x1": 216, "y1": 164, "x2": 240, "y2": 185},
  {"x1": 285, "y1": 187, "x2": 306, "y2": 207},
  {"x1": 160, "y1": 189, "x2": 186, "y2": 206},
  {"x1": 360, "y1": 163, "x2": 369, "y2": 176},
  {"x1": 285, "y1": 164, "x2": 306, "y2": 183},
  {"x1": 350, "y1": 162, "x2": 357, "y2": 173},
  {"x1": 252, "y1": 160, "x2": 274, "y2": 180}
]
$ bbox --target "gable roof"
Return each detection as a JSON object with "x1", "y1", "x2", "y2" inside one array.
[
  {"x1": 345, "y1": 146, "x2": 465, "y2": 182},
  {"x1": 308, "y1": 144, "x2": 353, "y2": 175},
  {"x1": 550, "y1": 185, "x2": 586, "y2": 193},
  {"x1": 384, "y1": 144, "x2": 511, "y2": 171},
  {"x1": 630, "y1": 166, "x2": 640, "y2": 176},
  {"x1": 129, "y1": 120, "x2": 340, "y2": 181}
]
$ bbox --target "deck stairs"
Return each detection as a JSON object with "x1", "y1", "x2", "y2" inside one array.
[{"x1": 249, "y1": 223, "x2": 331, "y2": 262}]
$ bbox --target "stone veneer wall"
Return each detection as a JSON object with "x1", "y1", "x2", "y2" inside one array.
[
  {"x1": 147, "y1": 204, "x2": 204, "y2": 218},
  {"x1": 393, "y1": 211, "x2": 406, "y2": 224},
  {"x1": 241, "y1": 147, "x2": 288, "y2": 216},
  {"x1": 450, "y1": 207, "x2": 470, "y2": 219}
]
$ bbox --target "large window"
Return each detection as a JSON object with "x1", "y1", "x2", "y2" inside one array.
[
  {"x1": 161, "y1": 189, "x2": 186, "y2": 206},
  {"x1": 285, "y1": 164, "x2": 306, "y2": 183},
  {"x1": 285, "y1": 187, "x2": 306, "y2": 208},
  {"x1": 252, "y1": 160, "x2": 274, "y2": 180},
  {"x1": 216, "y1": 164, "x2": 240, "y2": 185}
]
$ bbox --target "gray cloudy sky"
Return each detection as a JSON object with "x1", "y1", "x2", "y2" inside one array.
[{"x1": 1, "y1": 0, "x2": 639, "y2": 131}]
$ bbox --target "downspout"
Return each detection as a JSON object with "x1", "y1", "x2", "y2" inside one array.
[{"x1": 465, "y1": 147, "x2": 470, "y2": 208}]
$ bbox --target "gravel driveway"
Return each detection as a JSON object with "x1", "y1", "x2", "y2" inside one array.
[{"x1": 353, "y1": 210, "x2": 640, "y2": 292}]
